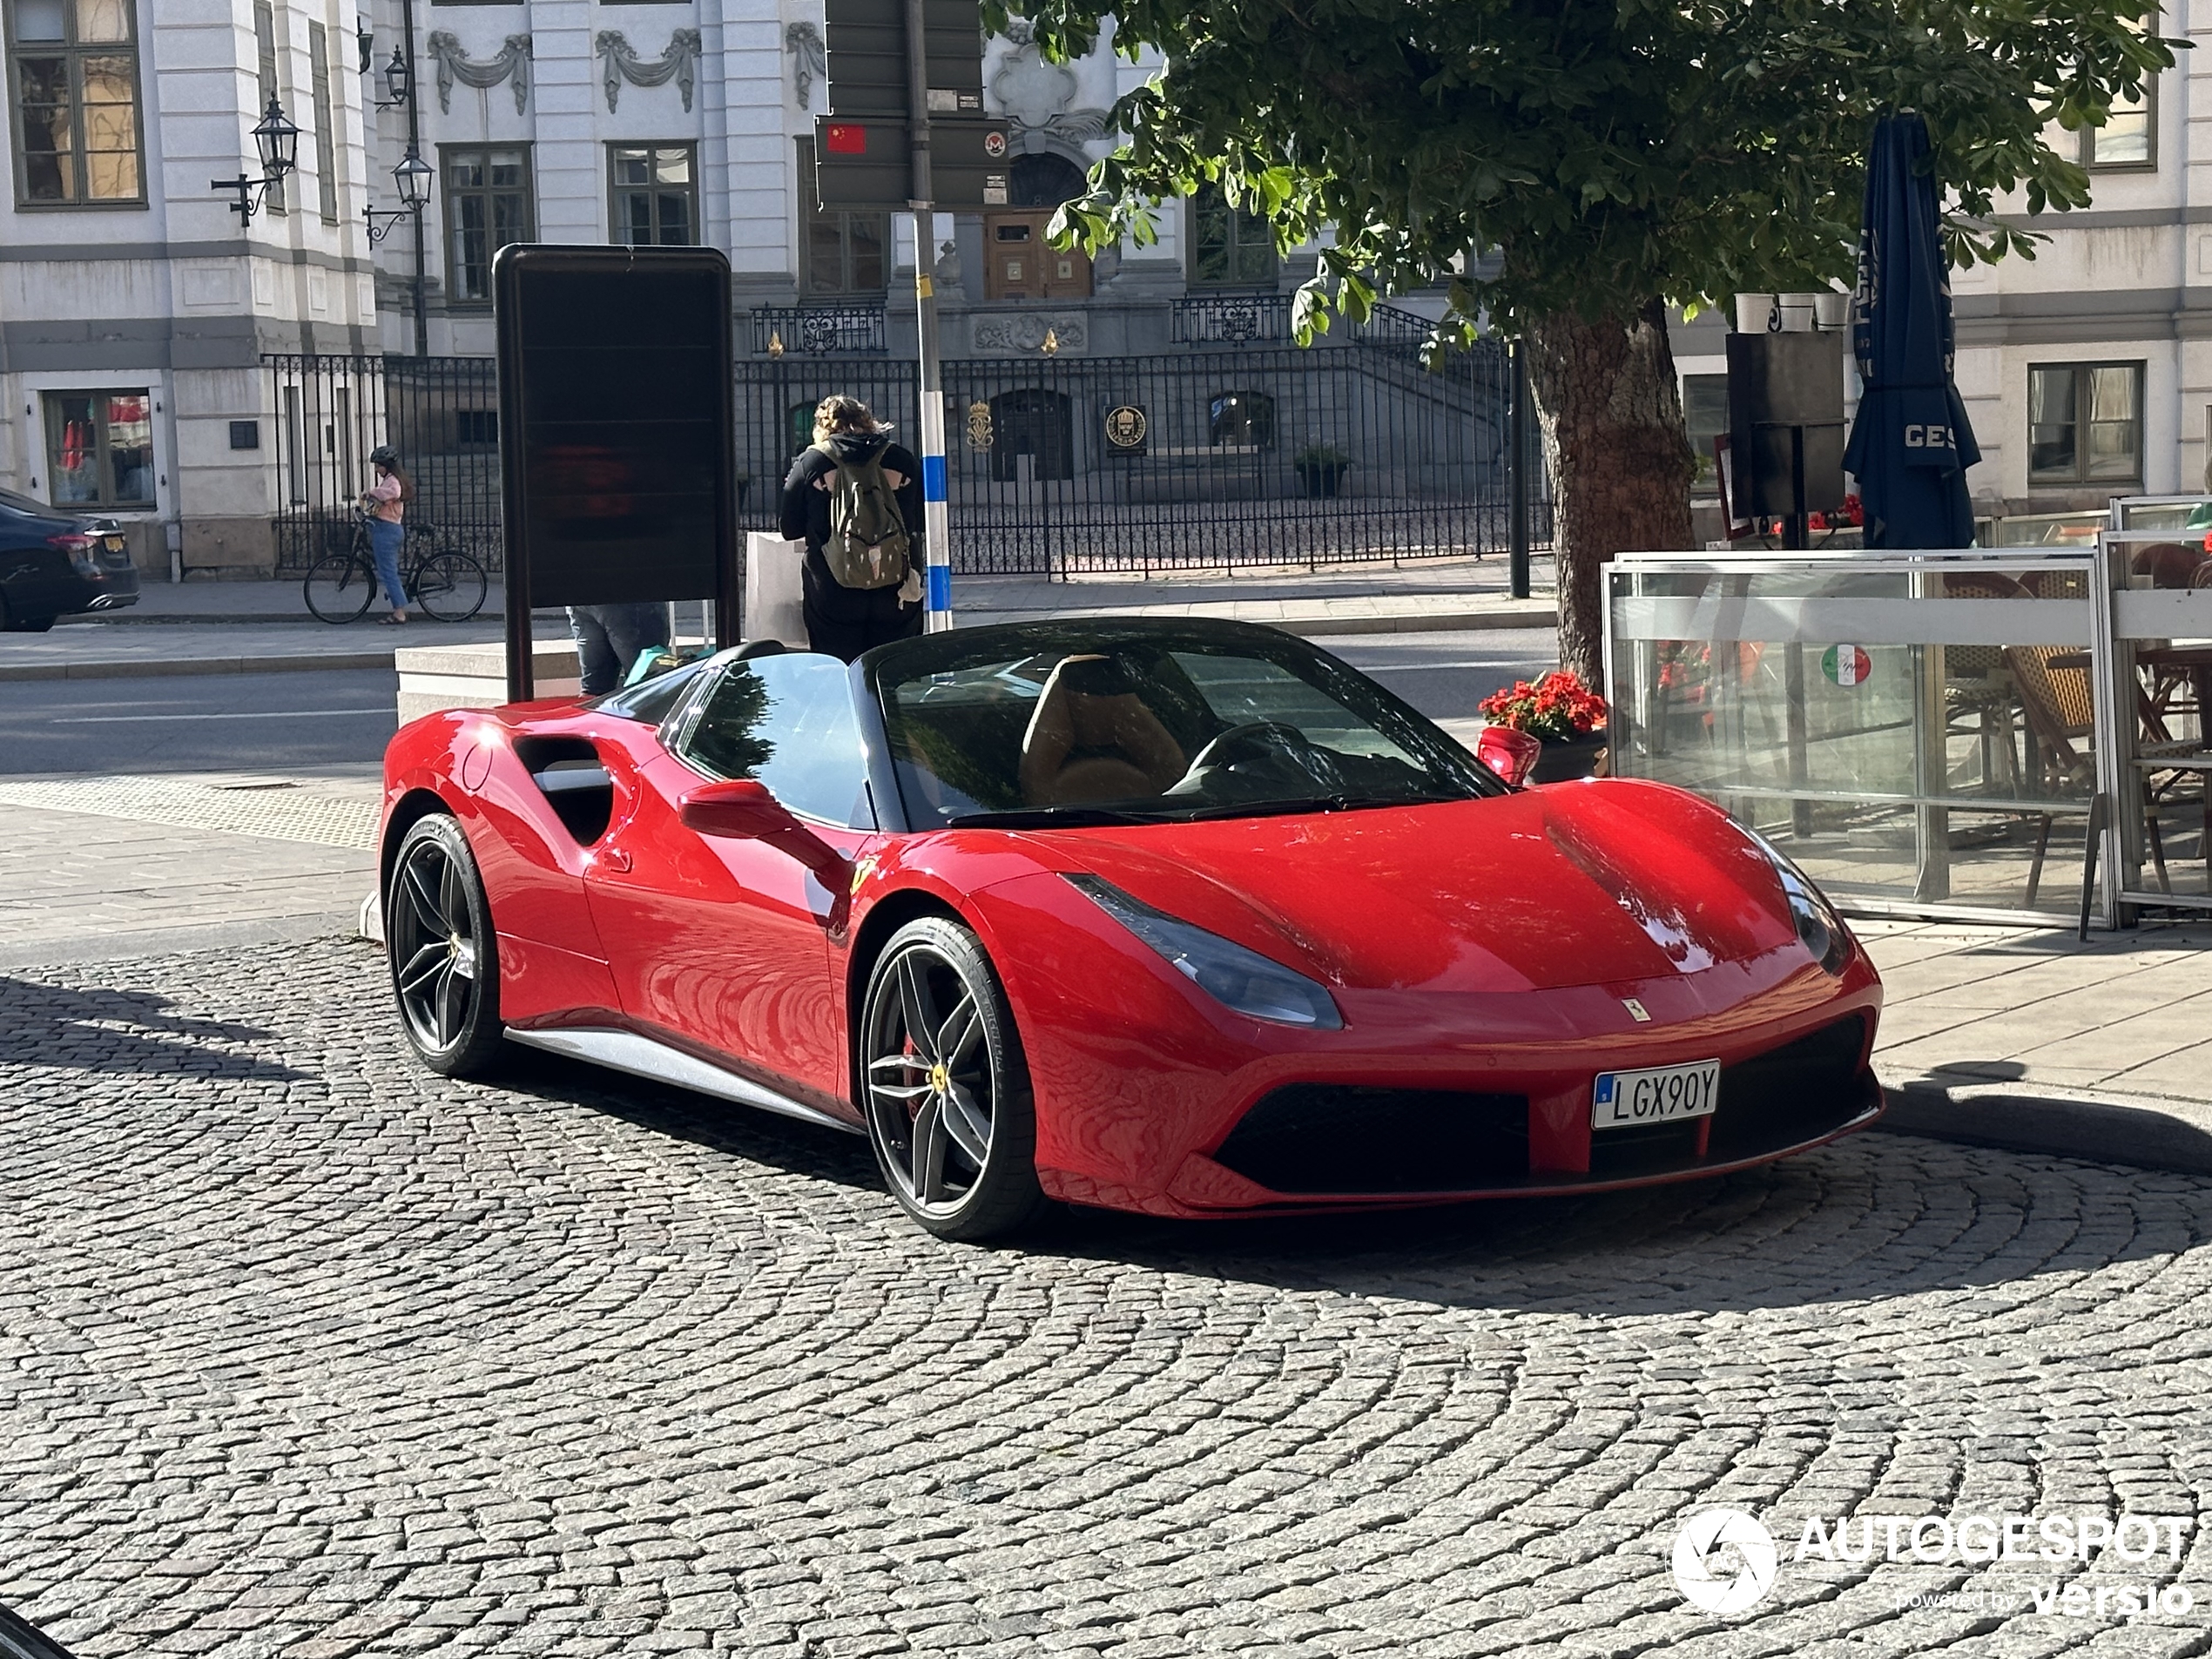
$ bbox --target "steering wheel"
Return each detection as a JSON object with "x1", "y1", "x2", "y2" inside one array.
[{"x1": 1179, "y1": 721, "x2": 1345, "y2": 792}]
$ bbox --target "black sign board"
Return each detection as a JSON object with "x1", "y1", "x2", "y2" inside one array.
[
  {"x1": 815, "y1": 114, "x2": 1008, "y2": 209},
  {"x1": 1724, "y1": 333, "x2": 1845, "y2": 519},
  {"x1": 826, "y1": 0, "x2": 985, "y2": 119},
  {"x1": 494, "y1": 245, "x2": 741, "y2": 699}
]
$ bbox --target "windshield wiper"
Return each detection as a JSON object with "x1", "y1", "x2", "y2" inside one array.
[
  {"x1": 945, "y1": 805, "x2": 1163, "y2": 829},
  {"x1": 1176, "y1": 793, "x2": 1450, "y2": 821}
]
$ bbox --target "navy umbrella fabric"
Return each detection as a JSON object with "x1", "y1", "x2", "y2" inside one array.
[{"x1": 1843, "y1": 112, "x2": 1982, "y2": 549}]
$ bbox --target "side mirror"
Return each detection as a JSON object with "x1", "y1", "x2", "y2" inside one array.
[
  {"x1": 1474, "y1": 725, "x2": 1543, "y2": 789},
  {"x1": 679, "y1": 779, "x2": 851, "y2": 884}
]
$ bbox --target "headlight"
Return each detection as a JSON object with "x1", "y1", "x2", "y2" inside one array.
[
  {"x1": 1065, "y1": 873, "x2": 1343, "y2": 1029},
  {"x1": 1743, "y1": 829, "x2": 1851, "y2": 975}
]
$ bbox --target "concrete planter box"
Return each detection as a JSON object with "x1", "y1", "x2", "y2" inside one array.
[{"x1": 394, "y1": 639, "x2": 581, "y2": 725}]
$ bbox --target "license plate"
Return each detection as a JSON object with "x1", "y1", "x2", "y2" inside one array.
[
  {"x1": 102, "y1": 536, "x2": 125, "y2": 553},
  {"x1": 1592, "y1": 1059, "x2": 1720, "y2": 1130}
]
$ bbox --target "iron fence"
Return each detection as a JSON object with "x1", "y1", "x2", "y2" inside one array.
[{"x1": 270, "y1": 330, "x2": 1548, "y2": 577}]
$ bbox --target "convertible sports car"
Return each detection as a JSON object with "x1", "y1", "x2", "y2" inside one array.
[{"x1": 379, "y1": 617, "x2": 1883, "y2": 1240}]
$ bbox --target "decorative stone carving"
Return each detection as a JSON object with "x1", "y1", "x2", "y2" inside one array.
[
  {"x1": 971, "y1": 313, "x2": 1087, "y2": 354},
  {"x1": 595, "y1": 29, "x2": 704, "y2": 113},
  {"x1": 992, "y1": 19, "x2": 1112, "y2": 154},
  {"x1": 934, "y1": 239, "x2": 962, "y2": 289},
  {"x1": 424, "y1": 31, "x2": 532, "y2": 115},
  {"x1": 785, "y1": 21, "x2": 826, "y2": 110}
]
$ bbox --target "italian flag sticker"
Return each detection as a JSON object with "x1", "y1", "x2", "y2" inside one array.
[{"x1": 1822, "y1": 644, "x2": 1871, "y2": 686}]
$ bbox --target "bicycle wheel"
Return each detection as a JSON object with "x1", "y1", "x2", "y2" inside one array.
[
  {"x1": 411, "y1": 550, "x2": 488, "y2": 622},
  {"x1": 304, "y1": 552, "x2": 375, "y2": 623}
]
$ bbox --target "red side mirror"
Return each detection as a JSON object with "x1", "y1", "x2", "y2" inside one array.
[
  {"x1": 679, "y1": 779, "x2": 851, "y2": 884},
  {"x1": 1475, "y1": 725, "x2": 1543, "y2": 789}
]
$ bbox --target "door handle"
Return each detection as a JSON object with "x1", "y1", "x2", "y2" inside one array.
[{"x1": 598, "y1": 846, "x2": 632, "y2": 873}]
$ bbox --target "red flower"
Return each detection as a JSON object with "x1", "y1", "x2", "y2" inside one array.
[{"x1": 1479, "y1": 669, "x2": 1608, "y2": 744}]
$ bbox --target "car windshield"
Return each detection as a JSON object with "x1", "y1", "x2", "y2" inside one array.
[{"x1": 867, "y1": 624, "x2": 1502, "y2": 830}]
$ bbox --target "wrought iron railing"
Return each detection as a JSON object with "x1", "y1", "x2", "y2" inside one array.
[
  {"x1": 1170, "y1": 291, "x2": 1291, "y2": 346},
  {"x1": 751, "y1": 302, "x2": 888, "y2": 357}
]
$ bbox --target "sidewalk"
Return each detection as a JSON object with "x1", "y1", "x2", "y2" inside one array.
[{"x1": 7, "y1": 556, "x2": 1558, "y2": 682}]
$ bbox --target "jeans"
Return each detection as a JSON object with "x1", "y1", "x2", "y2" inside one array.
[
  {"x1": 567, "y1": 603, "x2": 671, "y2": 695},
  {"x1": 368, "y1": 518, "x2": 407, "y2": 610}
]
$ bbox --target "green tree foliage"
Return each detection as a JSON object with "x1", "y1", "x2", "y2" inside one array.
[{"x1": 1017, "y1": 0, "x2": 2175, "y2": 338}]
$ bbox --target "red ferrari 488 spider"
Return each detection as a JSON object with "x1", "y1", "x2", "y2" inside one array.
[{"x1": 379, "y1": 618, "x2": 1882, "y2": 1240}]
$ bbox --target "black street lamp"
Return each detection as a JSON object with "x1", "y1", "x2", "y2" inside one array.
[
  {"x1": 211, "y1": 95, "x2": 300, "y2": 223},
  {"x1": 377, "y1": 46, "x2": 411, "y2": 110},
  {"x1": 364, "y1": 146, "x2": 432, "y2": 243}
]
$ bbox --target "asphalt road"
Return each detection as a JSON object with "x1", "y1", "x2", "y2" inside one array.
[
  {"x1": 0, "y1": 633, "x2": 1553, "y2": 779},
  {"x1": 0, "y1": 667, "x2": 400, "y2": 775}
]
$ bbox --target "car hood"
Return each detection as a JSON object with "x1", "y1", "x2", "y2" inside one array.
[{"x1": 1036, "y1": 781, "x2": 1806, "y2": 995}]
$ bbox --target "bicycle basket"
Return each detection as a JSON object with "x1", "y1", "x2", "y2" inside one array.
[{"x1": 321, "y1": 518, "x2": 359, "y2": 555}]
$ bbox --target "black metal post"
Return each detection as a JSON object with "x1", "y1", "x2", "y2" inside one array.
[
  {"x1": 401, "y1": 0, "x2": 427, "y2": 357},
  {"x1": 1508, "y1": 339, "x2": 1531, "y2": 598}
]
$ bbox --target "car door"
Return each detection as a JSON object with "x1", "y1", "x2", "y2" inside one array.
[{"x1": 584, "y1": 652, "x2": 874, "y2": 1105}]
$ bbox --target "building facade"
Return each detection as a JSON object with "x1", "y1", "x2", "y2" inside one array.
[{"x1": 0, "y1": 0, "x2": 377, "y2": 575}]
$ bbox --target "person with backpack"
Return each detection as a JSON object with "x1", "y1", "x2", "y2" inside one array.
[
  {"x1": 359, "y1": 445, "x2": 414, "y2": 624},
  {"x1": 779, "y1": 395, "x2": 925, "y2": 661}
]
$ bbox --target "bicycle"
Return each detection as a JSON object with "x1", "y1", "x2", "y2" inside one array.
[{"x1": 303, "y1": 510, "x2": 489, "y2": 624}]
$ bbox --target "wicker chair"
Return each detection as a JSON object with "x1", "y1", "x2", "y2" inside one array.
[{"x1": 2006, "y1": 644, "x2": 2097, "y2": 907}]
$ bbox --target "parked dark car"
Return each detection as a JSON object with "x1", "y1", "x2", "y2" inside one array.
[{"x1": 0, "y1": 489, "x2": 138, "y2": 631}]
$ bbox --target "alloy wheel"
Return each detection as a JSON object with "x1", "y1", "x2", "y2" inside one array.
[
  {"x1": 389, "y1": 833, "x2": 482, "y2": 1054},
  {"x1": 863, "y1": 942, "x2": 997, "y2": 1217}
]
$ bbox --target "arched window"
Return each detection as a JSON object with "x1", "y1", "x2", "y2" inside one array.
[
  {"x1": 1209, "y1": 390, "x2": 1275, "y2": 450},
  {"x1": 1010, "y1": 152, "x2": 1088, "y2": 209},
  {"x1": 1190, "y1": 184, "x2": 1278, "y2": 288}
]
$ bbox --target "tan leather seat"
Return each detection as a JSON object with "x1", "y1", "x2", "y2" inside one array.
[{"x1": 1018, "y1": 656, "x2": 1186, "y2": 806}]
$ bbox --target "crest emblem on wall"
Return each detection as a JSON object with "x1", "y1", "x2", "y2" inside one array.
[
  {"x1": 966, "y1": 401, "x2": 995, "y2": 451},
  {"x1": 1103, "y1": 404, "x2": 1148, "y2": 451}
]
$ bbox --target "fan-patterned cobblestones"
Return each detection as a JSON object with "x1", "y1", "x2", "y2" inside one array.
[{"x1": 5, "y1": 939, "x2": 2212, "y2": 1657}]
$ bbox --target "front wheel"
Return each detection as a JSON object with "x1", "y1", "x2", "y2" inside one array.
[
  {"x1": 860, "y1": 917, "x2": 1049, "y2": 1242},
  {"x1": 412, "y1": 550, "x2": 488, "y2": 622},
  {"x1": 304, "y1": 552, "x2": 374, "y2": 623},
  {"x1": 386, "y1": 813, "x2": 504, "y2": 1077}
]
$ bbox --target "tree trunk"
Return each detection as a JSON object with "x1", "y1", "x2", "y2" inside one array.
[{"x1": 1524, "y1": 298, "x2": 1696, "y2": 686}]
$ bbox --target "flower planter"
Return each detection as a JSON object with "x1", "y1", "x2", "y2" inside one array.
[
  {"x1": 1294, "y1": 462, "x2": 1348, "y2": 498},
  {"x1": 1528, "y1": 732, "x2": 1608, "y2": 783}
]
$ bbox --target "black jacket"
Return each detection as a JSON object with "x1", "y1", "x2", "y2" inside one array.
[{"x1": 780, "y1": 432, "x2": 924, "y2": 555}]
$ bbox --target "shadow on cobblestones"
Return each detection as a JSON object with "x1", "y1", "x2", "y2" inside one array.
[{"x1": 0, "y1": 974, "x2": 303, "y2": 1083}]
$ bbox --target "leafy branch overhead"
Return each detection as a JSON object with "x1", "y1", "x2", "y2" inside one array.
[{"x1": 993, "y1": 0, "x2": 2181, "y2": 342}]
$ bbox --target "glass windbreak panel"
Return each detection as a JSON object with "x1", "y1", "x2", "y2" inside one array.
[
  {"x1": 682, "y1": 654, "x2": 872, "y2": 827},
  {"x1": 2110, "y1": 578, "x2": 2212, "y2": 904},
  {"x1": 2114, "y1": 498, "x2": 2212, "y2": 532},
  {"x1": 1609, "y1": 562, "x2": 2098, "y2": 917},
  {"x1": 1994, "y1": 511, "x2": 2105, "y2": 547},
  {"x1": 872, "y1": 627, "x2": 1499, "y2": 829}
]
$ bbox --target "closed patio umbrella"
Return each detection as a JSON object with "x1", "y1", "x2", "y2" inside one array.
[{"x1": 1844, "y1": 112, "x2": 1981, "y2": 549}]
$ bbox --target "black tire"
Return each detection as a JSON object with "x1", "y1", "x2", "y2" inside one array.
[
  {"x1": 412, "y1": 550, "x2": 488, "y2": 622},
  {"x1": 386, "y1": 813, "x2": 505, "y2": 1077},
  {"x1": 859, "y1": 916, "x2": 1049, "y2": 1242},
  {"x1": 304, "y1": 551, "x2": 375, "y2": 624},
  {"x1": 0, "y1": 592, "x2": 55, "y2": 632}
]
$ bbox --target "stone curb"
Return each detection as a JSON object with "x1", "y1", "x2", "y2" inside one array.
[
  {"x1": 1874, "y1": 1075, "x2": 2212, "y2": 1178},
  {"x1": 0, "y1": 652, "x2": 397, "y2": 683},
  {"x1": 3, "y1": 602, "x2": 1557, "y2": 682}
]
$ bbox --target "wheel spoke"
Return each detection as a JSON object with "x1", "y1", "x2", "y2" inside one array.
[
  {"x1": 435, "y1": 961, "x2": 467, "y2": 1047},
  {"x1": 939, "y1": 1082, "x2": 991, "y2": 1166},
  {"x1": 402, "y1": 856, "x2": 445, "y2": 934},
  {"x1": 897, "y1": 953, "x2": 940, "y2": 1062},
  {"x1": 397, "y1": 941, "x2": 449, "y2": 995},
  {"x1": 934, "y1": 995, "x2": 981, "y2": 1072},
  {"x1": 440, "y1": 855, "x2": 466, "y2": 940},
  {"x1": 908, "y1": 1098, "x2": 950, "y2": 1203},
  {"x1": 867, "y1": 1052, "x2": 927, "y2": 1077}
]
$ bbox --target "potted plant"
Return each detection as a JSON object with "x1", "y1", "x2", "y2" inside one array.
[
  {"x1": 1477, "y1": 671, "x2": 1609, "y2": 782},
  {"x1": 1292, "y1": 442, "x2": 1352, "y2": 498}
]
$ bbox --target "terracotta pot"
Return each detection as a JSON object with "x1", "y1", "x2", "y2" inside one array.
[{"x1": 1527, "y1": 732, "x2": 1608, "y2": 784}]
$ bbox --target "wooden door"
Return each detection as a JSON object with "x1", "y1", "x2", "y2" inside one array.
[{"x1": 983, "y1": 212, "x2": 1091, "y2": 301}]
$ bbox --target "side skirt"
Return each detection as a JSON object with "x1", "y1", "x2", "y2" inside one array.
[{"x1": 503, "y1": 1025, "x2": 865, "y2": 1136}]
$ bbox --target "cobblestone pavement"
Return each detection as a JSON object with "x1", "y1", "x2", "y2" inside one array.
[{"x1": 8, "y1": 941, "x2": 2212, "y2": 1657}]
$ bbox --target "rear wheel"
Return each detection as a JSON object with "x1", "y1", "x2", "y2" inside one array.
[
  {"x1": 412, "y1": 550, "x2": 488, "y2": 622},
  {"x1": 860, "y1": 917, "x2": 1048, "y2": 1242},
  {"x1": 304, "y1": 552, "x2": 374, "y2": 624},
  {"x1": 386, "y1": 813, "x2": 504, "y2": 1077},
  {"x1": 0, "y1": 594, "x2": 55, "y2": 632}
]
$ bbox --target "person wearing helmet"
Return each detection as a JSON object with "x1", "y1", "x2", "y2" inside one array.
[{"x1": 360, "y1": 445, "x2": 414, "y2": 624}]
